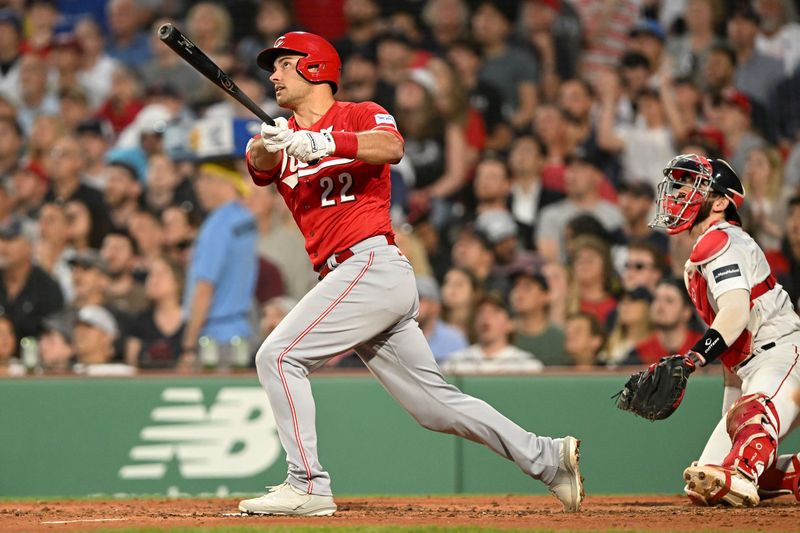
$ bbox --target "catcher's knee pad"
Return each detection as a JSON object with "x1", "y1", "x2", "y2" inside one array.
[{"x1": 722, "y1": 393, "x2": 779, "y2": 480}]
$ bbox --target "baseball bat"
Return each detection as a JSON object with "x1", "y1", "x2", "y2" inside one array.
[{"x1": 158, "y1": 23, "x2": 275, "y2": 126}]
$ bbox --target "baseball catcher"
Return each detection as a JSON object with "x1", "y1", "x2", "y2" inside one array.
[{"x1": 616, "y1": 154, "x2": 800, "y2": 506}]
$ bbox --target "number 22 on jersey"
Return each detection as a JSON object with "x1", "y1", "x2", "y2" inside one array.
[{"x1": 320, "y1": 172, "x2": 356, "y2": 208}]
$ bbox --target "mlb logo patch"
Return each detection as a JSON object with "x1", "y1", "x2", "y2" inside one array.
[{"x1": 375, "y1": 114, "x2": 397, "y2": 126}]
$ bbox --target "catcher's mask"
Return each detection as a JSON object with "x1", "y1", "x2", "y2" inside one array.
[{"x1": 650, "y1": 154, "x2": 745, "y2": 235}]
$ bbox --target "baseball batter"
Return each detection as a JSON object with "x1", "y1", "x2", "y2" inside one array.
[
  {"x1": 235, "y1": 32, "x2": 583, "y2": 516},
  {"x1": 650, "y1": 154, "x2": 800, "y2": 506}
]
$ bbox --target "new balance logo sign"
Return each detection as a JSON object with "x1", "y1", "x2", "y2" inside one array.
[{"x1": 119, "y1": 387, "x2": 280, "y2": 480}]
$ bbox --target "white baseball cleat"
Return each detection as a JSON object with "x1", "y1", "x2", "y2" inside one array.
[
  {"x1": 683, "y1": 465, "x2": 759, "y2": 507},
  {"x1": 547, "y1": 436, "x2": 585, "y2": 512},
  {"x1": 239, "y1": 482, "x2": 337, "y2": 516}
]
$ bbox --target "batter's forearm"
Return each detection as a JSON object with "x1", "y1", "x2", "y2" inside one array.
[
  {"x1": 353, "y1": 130, "x2": 404, "y2": 165},
  {"x1": 248, "y1": 141, "x2": 282, "y2": 172}
]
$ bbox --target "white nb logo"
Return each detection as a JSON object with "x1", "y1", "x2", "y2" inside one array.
[{"x1": 119, "y1": 387, "x2": 280, "y2": 480}]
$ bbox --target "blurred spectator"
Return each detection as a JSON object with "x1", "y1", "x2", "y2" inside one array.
[
  {"x1": 476, "y1": 209, "x2": 540, "y2": 280},
  {"x1": 258, "y1": 295, "x2": 297, "y2": 340},
  {"x1": 0, "y1": 314, "x2": 17, "y2": 364},
  {"x1": 534, "y1": 105, "x2": 576, "y2": 191},
  {"x1": 563, "y1": 311, "x2": 605, "y2": 369},
  {"x1": 375, "y1": 30, "x2": 417, "y2": 90},
  {"x1": 450, "y1": 225, "x2": 506, "y2": 294},
  {"x1": 338, "y1": 53, "x2": 395, "y2": 110},
  {"x1": 11, "y1": 163, "x2": 48, "y2": 222},
  {"x1": 447, "y1": 38, "x2": 511, "y2": 151},
  {"x1": 473, "y1": 156, "x2": 510, "y2": 215},
  {"x1": 74, "y1": 16, "x2": 119, "y2": 109},
  {"x1": 95, "y1": 65, "x2": 145, "y2": 134},
  {"x1": 740, "y1": 146, "x2": 789, "y2": 251},
  {"x1": 416, "y1": 275, "x2": 467, "y2": 364},
  {"x1": 334, "y1": 0, "x2": 383, "y2": 61},
  {"x1": 781, "y1": 196, "x2": 800, "y2": 305},
  {"x1": 516, "y1": 0, "x2": 583, "y2": 82},
  {"x1": 507, "y1": 134, "x2": 564, "y2": 249},
  {"x1": 126, "y1": 256, "x2": 185, "y2": 369},
  {"x1": 621, "y1": 241, "x2": 668, "y2": 293},
  {"x1": 244, "y1": 177, "x2": 314, "y2": 301},
  {"x1": 186, "y1": 2, "x2": 233, "y2": 58},
  {"x1": 161, "y1": 205, "x2": 198, "y2": 270},
  {"x1": 0, "y1": 9, "x2": 23, "y2": 100},
  {"x1": 572, "y1": 0, "x2": 639, "y2": 80},
  {"x1": 14, "y1": 54, "x2": 58, "y2": 135},
  {"x1": 472, "y1": 1, "x2": 538, "y2": 129},
  {"x1": 28, "y1": 114, "x2": 64, "y2": 169},
  {"x1": 702, "y1": 43, "x2": 737, "y2": 96},
  {"x1": 52, "y1": 33, "x2": 85, "y2": 96},
  {"x1": 39, "y1": 313, "x2": 74, "y2": 373},
  {"x1": 666, "y1": 0, "x2": 723, "y2": 84},
  {"x1": 566, "y1": 235, "x2": 619, "y2": 328},
  {"x1": 181, "y1": 162, "x2": 257, "y2": 366},
  {"x1": 536, "y1": 150, "x2": 623, "y2": 262},
  {"x1": 141, "y1": 19, "x2": 206, "y2": 105},
  {"x1": 627, "y1": 20, "x2": 668, "y2": 77},
  {"x1": 602, "y1": 287, "x2": 653, "y2": 366},
  {"x1": 76, "y1": 119, "x2": 112, "y2": 186},
  {"x1": 106, "y1": 0, "x2": 153, "y2": 70},
  {"x1": 755, "y1": 0, "x2": 800, "y2": 76},
  {"x1": 63, "y1": 200, "x2": 94, "y2": 253},
  {"x1": 104, "y1": 161, "x2": 142, "y2": 231},
  {"x1": 74, "y1": 304, "x2": 133, "y2": 374},
  {"x1": 626, "y1": 278, "x2": 703, "y2": 365},
  {"x1": 440, "y1": 266, "x2": 481, "y2": 340},
  {"x1": 237, "y1": 0, "x2": 297, "y2": 79},
  {"x1": 509, "y1": 266, "x2": 567, "y2": 366},
  {"x1": 0, "y1": 117, "x2": 23, "y2": 181},
  {"x1": 422, "y1": 0, "x2": 470, "y2": 54},
  {"x1": 143, "y1": 153, "x2": 200, "y2": 216},
  {"x1": 443, "y1": 293, "x2": 543, "y2": 373},
  {"x1": 728, "y1": 2, "x2": 784, "y2": 110},
  {"x1": 715, "y1": 88, "x2": 765, "y2": 175},
  {"x1": 0, "y1": 219, "x2": 64, "y2": 340},
  {"x1": 34, "y1": 202, "x2": 74, "y2": 302},
  {"x1": 101, "y1": 231, "x2": 148, "y2": 316},
  {"x1": 58, "y1": 87, "x2": 92, "y2": 134},
  {"x1": 617, "y1": 181, "x2": 668, "y2": 252},
  {"x1": 128, "y1": 209, "x2": 165, "y2": 263},
  {"x1": 68, "y1": 249, "x2": 111, "y2": 309}
]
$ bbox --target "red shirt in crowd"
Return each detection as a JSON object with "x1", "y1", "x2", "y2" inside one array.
[{"x1": 629, "y1": 329, "x2": 704, "y2": 365}]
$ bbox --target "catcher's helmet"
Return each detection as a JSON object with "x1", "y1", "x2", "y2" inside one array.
[
  {"x1": 650, "y1": 154, "x2": 745, "y2": 234},
  {"x1": 256, "y1": 32, "x2": 341, "y2": 93}
]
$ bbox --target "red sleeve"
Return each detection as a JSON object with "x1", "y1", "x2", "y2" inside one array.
[
  {"x1": 465, "y1": 108, "x2": 486, "y2": 151},
  {"x1": 349, "y1": 102, "x2": 404, "y2": 142},
  {"x1": 245, "y1": 135, "x2": 281, "y2": 187}
]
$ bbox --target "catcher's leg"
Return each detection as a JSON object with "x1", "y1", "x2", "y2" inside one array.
[{"x1": 758, "y1": 453, "x2": 800, "y2": 501}]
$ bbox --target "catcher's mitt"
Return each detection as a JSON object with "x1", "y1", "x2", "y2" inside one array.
[{"x1": 614, "y1": 354, "x2": 697, "y2": 420}]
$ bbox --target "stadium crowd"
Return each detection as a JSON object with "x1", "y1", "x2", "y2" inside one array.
[{"x1": 1, "y1": 0, "x2": 800, "y2": 375}]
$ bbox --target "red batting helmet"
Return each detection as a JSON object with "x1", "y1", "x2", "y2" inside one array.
[
  {"x1": 650, "y1": 154, "x2": 745, "y2": 234},
  {"x1": 256, "y1": 32, "x2": 341, "y2": 93}
]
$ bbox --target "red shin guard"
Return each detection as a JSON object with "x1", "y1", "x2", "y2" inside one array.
[{"x1": 722, "y1": 393, "x2": 779, "y2": 481}]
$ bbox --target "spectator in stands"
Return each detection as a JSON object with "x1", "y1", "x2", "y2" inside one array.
[
  {"x1": 64, "y1": 200, "x2": 95, "y2": 254},
  {"x1": 715, "y1": 88, "x2": 765, "y2": 175},
  {"x1": 58, "y1": 88, "x2": 92, "y2": 135},
  {"x1": 180, "y1": 162, "x2": 257, "y2": 367},
  {"x1": 95, "y1": 65, "x2": 145, "y2": 135},
  {"x1": 666, "y1": 0, "x2": 723, "y2": 84},
  {"x1": 617, "y1": 182, "x2": 668, "y2": 252},
  {"x1": 68, "y1": 249, "x2": 111, "y2": 310},
  {"x1": 755, "y1": 0, "x2": 800, "y2": 76},
  {"x1": 702, "y1": 43, "x2": 737, "y2": 97},
  {"x1": 0, "y1": 219, "x2": 64, "y2": 340},
  {"x1": 472, "y1": 1, "x2": 538, "y2": 129},
  {"x1": 443, "y1": 293, "x2": 543, "y2": 373},
  {"x1": 780, "y1": 196, "x2": 800, "y2": 306},
  {"x1": 422, "y1": 0, "x2": 470, "y2": 55},
  {"x1": 416, "y1": 275, "x2": 467, "y2": 364},
  {"x1": 740, "y1": 145, "x2": 788, "y2": 251},
  {"x1": 258, "y1": 295, "x2": 297, "y2": 340},
  {"x1": 447, "y1": 38, "x2": 511, "y2": 151},
  {"x1": 104, "y1": 161, "x2": 142, "y2": 231},
  {"x1": 15, "y1": 54, "x2": 58, "y2": 135},
  {"x1": 0, "y1": 117, "x2": 23, "y2": 182},
  {"x1": 35, "y1": 202, "x2": 74, "y2": 303},
  {"x1": 451, "y1": 225, "x2": 508, "y2": 295},
  {"x1": 627, "y1": 278, "x2": 703, "y2": 365},
  {"x1": 566, "y1": 235, "x2": 619, "y2": 328},
  {"x1": 509, "y1": 266, "x2": 568, "y2": 366},
  {"x1": 39, "y1": 313, "x2": 74, "y2": 373},
  {"x1": 143, "y1": 153, "x2": 199, "y2": 217},
  {"x1": 52, "y1": 34, "x2": 84, "y2": 97},
  {"x1": 533, "y1": 104, "x2": 573, "y2": 190},
  {"x1": 572, "y1": 0, "x2": 639, "y2": 80},
  {"x1": 186, "y1": 2, "x2": 234, "y2": 80},
  {"x1": 728, "y1": 2, "x2": 784, "y2": 111},
  {"x1": 76, "y1": 120, "x2": 112, "y2": 187},
  {"x1": 441, "y1": 266, "x2": 481, "y2": 340},
  {"x1": 334, "y1": 0, "x2": 382, "y2": 61},
  {"x1": 74, "y1": 17, "x2": 118, "y2": 109},
  {"x1": 602, "y1": 287, "x2": 653, "y2": 366},
  {"x1": 101, "y1": 231, "x2": 148, "y2": 317},
  {"x1": 476, "y1": 209, "x2": 540, "y2": 279},
  {"x1": 128, "y1": 210, "x2": 165, "y2": 264},
  {"x1": 161, "y1": 205, "x2": 197, "y2": 270},
  {"x1": 127, "y1": 256, "x2": 185, "y2": 369},
  {"x1": 339, "y1": 53, "x2": 395, "y2": 110},
  {"x1": 24, "y1": 0, "x2": 59, "y2": 55},
  {"x1": 74, "y1": 304, "x2": 131, "y2": 374},
  {"x1": 473, "y1": 157, "x2": 511, "y2": 216},
  {"x1": 0, "y1": 9, "x2": 23, "y2": 101},
  {"x1": 536, "y1": 149, "x2": 624, "y2": 263},
  {"x1": 0, "y1": 314, "x2": 17, "y2": 364},
  {"x1": 516, "y1": 0, "x2": 583, "y2": 82},
  {"x1": 621, "y1": 241, "x2": 668, "y2": 293},
  {"x1": 563, "y1": 311, "x2": 605, "y2": 369},
  {"x1": 627, "y1": 20, "x2": 667, "y2": 77},
  {"x1": 106, "y1": 0, "x2": 152, "y2": 70},
  {"x1": 141, "y1": 19, "x2": 206, "y2": 105},
  {"x1": 11, "y1": 163, "x2": 48, "y2": 222},
  {"x1": 237, "y1": 0, "x2": 297, "y2": 79},
  {"x1": 507, "y1": 135, "x2": 563, "y2": 249}
]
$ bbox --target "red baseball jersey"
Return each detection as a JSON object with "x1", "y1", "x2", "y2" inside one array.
[{"x1": 246, "y1": 101, "x2": 403, "y2": 271}]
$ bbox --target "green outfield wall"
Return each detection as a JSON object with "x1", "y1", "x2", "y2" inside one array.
[{"x1": 1, "y1": 373, "x2": 798, "y2": 497}]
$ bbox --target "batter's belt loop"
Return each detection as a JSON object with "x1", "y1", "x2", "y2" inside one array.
[{"x1": 318, "y1": 234, "x2": 396, "y2": 280}]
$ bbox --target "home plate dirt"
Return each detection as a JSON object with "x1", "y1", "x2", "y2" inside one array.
[{"x1": 1, "y1": 495, "x2": 798, "y2": 531}]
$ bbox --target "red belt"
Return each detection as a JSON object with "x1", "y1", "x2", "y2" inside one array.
[{"x1": 318, "y1": 234, "x2": 396, "y2": 280}]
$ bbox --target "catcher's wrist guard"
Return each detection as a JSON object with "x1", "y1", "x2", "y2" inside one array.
[{"x1": 690, "y1": 328, "x2": 727, "y2": 364}]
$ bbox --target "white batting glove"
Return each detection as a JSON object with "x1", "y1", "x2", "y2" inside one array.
[
  {"x1": 260, "y1": 117, "x2": 292, "y2": 153},
  {"x1": 284, "y1": 130, "x2": 336, "y2": 163}
]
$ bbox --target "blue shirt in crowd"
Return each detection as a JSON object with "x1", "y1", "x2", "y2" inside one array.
[
  {"x1": 427, "y1": 320, "x2": 468, "y2": 364},
  {"x1": 184, "y1": 201, "x2": 257, "y2": 343}
]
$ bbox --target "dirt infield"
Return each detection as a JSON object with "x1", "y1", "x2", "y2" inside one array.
[{"x1": 2, "y1": 495, "x2": 799, "y2": 532}]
